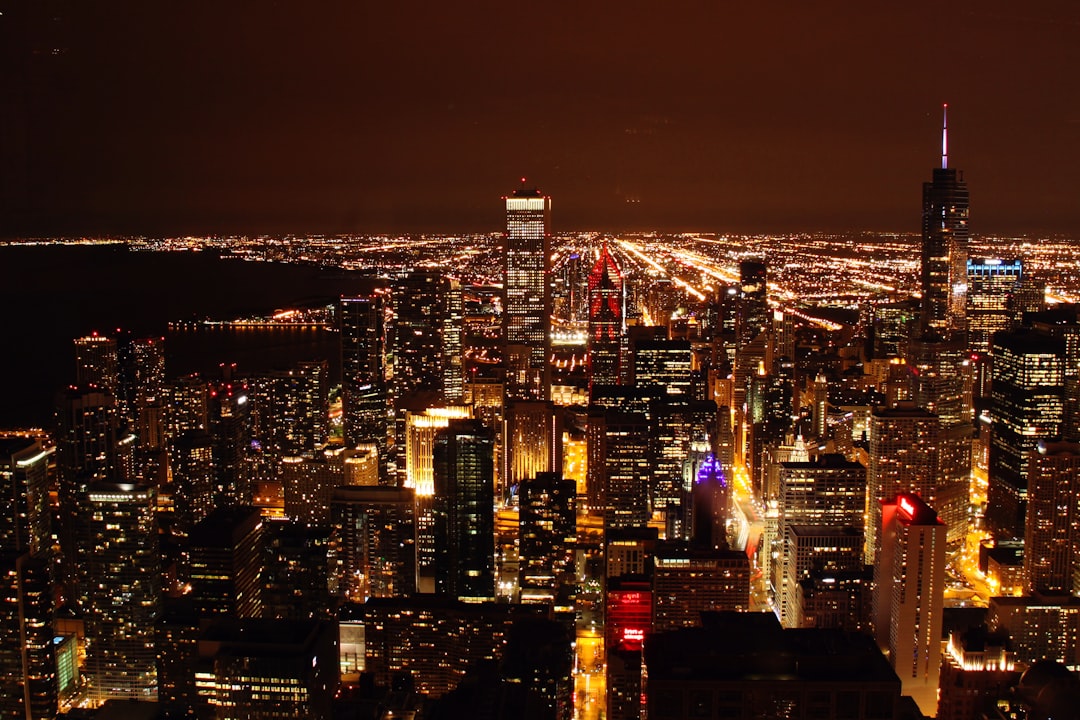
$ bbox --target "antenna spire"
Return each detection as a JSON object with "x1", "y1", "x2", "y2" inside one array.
[{"x1": 941, "y1": 103, "x2": 948, "y2": 169}]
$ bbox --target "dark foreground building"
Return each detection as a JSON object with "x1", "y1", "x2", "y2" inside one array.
[{"x1": 644, "y1": 612, "x2": 902, "y2": 720}]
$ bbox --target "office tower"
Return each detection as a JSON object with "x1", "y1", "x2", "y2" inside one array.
[
  {"x1": 737, "y1": 259, "x2": 769, "y2": 348},
  {"x1": 652, "y1": 542, "x2": 750, "y2": 630},
  {"x1": 1009, "y1": 271, "x2": 1046, "y2": 324},
  {"x1": 503, "y1": 183, "x2": 552, "y2": 401},
  {"x1": 866, "y1": 404, "x2": 940, "y2": 564},
  {"x1": 921, "y1": 105, "x2": 969, "y2": 334},
  {"x1": 633, "y1": 339, "x2": 693, "y2": 396},
  {"x1": 1023, "y1": 441, "x2": 1080, "y2": 595},
  {"x1": 653, "y1": 398, "x2": 716, "y2": 537},
  {"x1": 587, "y1": 244, "x2": 624, "y2": 392},
  {"x1": 502, "y1": 399, "x2": 562, "y2": 498},
  {"x1": 644, "y1": 613, "x2": 902, "y2": 720},
  {"x1": 78, "y1": 482, "x2": 159, "y2": 703},
  {"x1": 169, "y1": 431, "x2": 215, "y2": 533},
  {"x1": 871, "y1": 299, "x2": 919, "y2": 359},
  {"x1": 936, "y1": 626, "x2": 1019, "y2": 720},
  {"x1": 340, "y1": 292, "x2": 390, "y2": 477},
  {"x1": 775, "y1": 454, "x2": 866, "y2": 604},
  {"x1": 781, "y1": 525, "x2": 863, "y2": 628},
  {"x1": 589, "y1": 410, "x2": 650, "y2": 530},
  {"x1": 156, "y1": 596, "x2": 200, "y2": 717},
  {"x1": 187, "y1": 505, "x2": 263, "y2": 619},
  {"x1": 251, "y1": 360, "x2": 329, "y2": 461},
  {"x1": 987, "y1": 329, "x2": 1065, "y2": 539},
  {"x1": 360, "y1": 597, "x2": 550, "y2": 697},
  {"x1": 404, "y1": 406, "x2": 471, "y2": 584},
  {"x1": 194, "y1": 618, "x2": 338, "y2": 717},
  {"x1": 518, "y1": 472, "x2": 576, "y2": 607},
  {"x1": 907, "y1": 332, "x2": 971, "y2": 545},
  {"x1": 433, "y1": 419, "x2": 495, "y2": 601},
  {"x1": 329, "y1": 485, "x2": 416, "y2": 600},
  {"x1": 605, "y1": 527, "x2": 659, "y2": 578},
  {"x1": 1031, "y1": 306, "x2": 1080, "y2": 443},
  {"x1": 55, "y1": 386, "x2": 119, "y2": 588},
  {"x1": 74, "y1": 332, "x2": 118, "y2": 393},
  {"x1": 0, "y1": 552, "x2": 56, "y2": 720},
  {"x1": 873, "y1": 493, "x2": 946, "y2": 715},
  {"x1": 689, "y1": 453, "x2": 730, "y2": 550},
  {"x1": 0, "y1": 437, "x2": 51, "y2": 555},
  {"x1": 261, "y1": 520, "x2": 331, "y2": 620},
  {"x1": 392, "y1": 270, "x2": 464, "y2": 406},
  {"x1": 967, "y1": 258, "x2": 1023, "y2": 352},
  {"x1": 281, "y1": 447, "x2": 347, "y2": 526}
]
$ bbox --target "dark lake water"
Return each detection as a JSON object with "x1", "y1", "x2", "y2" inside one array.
[{"x1": 0, "y1": 244, "x2": 377, "y2": 427}]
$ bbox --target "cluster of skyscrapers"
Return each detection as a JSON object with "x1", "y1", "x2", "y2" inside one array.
[{"x1": 3, "y1": 111, "x2": 1080, "y2": 719}]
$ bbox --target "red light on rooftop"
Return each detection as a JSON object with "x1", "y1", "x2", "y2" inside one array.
[{"x1": 898, "y1": 495, "x2": 916, "y2": 520}]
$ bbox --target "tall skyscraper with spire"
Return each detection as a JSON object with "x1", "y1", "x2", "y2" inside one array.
[
  {"x1": 920, "y1": 104, "x2": 969, "y2": 334},
  {"x1": 504, "y1": 181, "x2": 552, "y2": 401},
  {"x1": 588, "y1": 244, "x2": 624, "y2": 392}
]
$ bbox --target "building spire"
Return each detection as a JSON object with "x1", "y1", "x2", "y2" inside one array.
[{"x1": 941, "y1": 103, "x2": 948, "y2": 169}]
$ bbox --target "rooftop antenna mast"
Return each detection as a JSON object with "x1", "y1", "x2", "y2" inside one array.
[{"x1": 941, "y1": 103, "x2": 948, "y2": 169}]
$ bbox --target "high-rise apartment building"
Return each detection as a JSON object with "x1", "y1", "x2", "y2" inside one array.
[
  {"x1": 503, "y1": 183, "x2": 552, "y2": 401},
  {"x1": 873, "y1": 493, "x2": 946, "y2": 715},
  {"x1": 987, "y1": 329, "x2": 1065, "y2": 539},
  {"x1": 737, "y1": 259, "x2": 769, "y2": 348},
  {"x1": 907, "y1": 333, "x2": 971, "y2": 545},
  {"x1": 866, "y1": 404, "x2": 940, "y2": 564},
  {"x1": 587, "y1": 245, "x2": 624, "y2": 392},
  {"x1": 518, "y1": 472, "x2": 576, "y2": 608},
  {"x1": 251, "y1": 360, "x2": 329, "y2": 461},
  {"x1": 781, "y1": 525, "x2": 864, "y2": 628},
  {"x1": 74, "y1": 332, "x2": 118, "y2": 393},
  {"x1": 1023, "y1": 441, "x2": 1080, "y2": 595},
  {"x1": 633, "y1": 339, "x2": 693, "y2": 396},
  {"x1": 79, "y1": 482, "x2": 160, "y2": 703},
  {"x1": 589, "y1": 410, "x2": 650, "y2": 531},
  {"x1": 0, "y1": 552, "x2": 56, "y2": 720},
  {"x1": 920, "y1": 105, "x2": 969, "y2": 334},
  {"x1": 330, "y1": 485, "x2": 416, "y2": 601},
  {"x1": 433, "y1": 419, "x2": 495, "y2": 602},
  {"x1": 0, "y1": 437, "x2": 51, "y2": 555},
  {"x1": 340, "y1": 291, "x2": 390, "y2": 477}
]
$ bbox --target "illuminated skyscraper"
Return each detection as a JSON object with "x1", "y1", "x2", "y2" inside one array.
[
  {"x1": 503, "y1": 183, "x2": 552, "y2": 401},
  {"x1": 587, "y1": 245, "x2": 624, "y2": 392},
  {"x1": 920, "y1": 104, "x2": 969, "y2": 334},
  {"x1": 737, "y1": 259, "x2": 769, "y2": 348},
  {"x1": 433, "y1": 419, "x2": 495, "y2": 602},
  {"x1": 79, "y1": 482, "x2": 160, "y2": 703},
  {"x1": 340, "y1": 292, "x2": 390, "y2": 478},
  {"x1": 74, "y1": 332, "x2": 118, "y2": 393},
  {"x1": 1022, "y1": 441, "x2": 1080, "y2": 595},
  {"x1": 0, "y1": 437, "x2": 51, "y2": 555},
  {"x1": 252, "y1": 360, "x2": 329, "y2": 460},
  {"x1": 866, "y1": 404, "x2": 940, "y2": 564},
  {"x1": 392, "y1": 270, "x2": 464, "y2": 407},
  {"x1": 0, "y1": 552, "x2": 56, "y2": 720},
  {"x1": 518, "y1": 472, "x2": 576, "y2": 608},
  {"x1": 987, "y1": 329, "x2": 1065, "y2": 539},
  {"x1": 633, "y1": 339, "x2": 693, "y2": 396},
  {"x1": 590, "y1": 411, "x2": 650, "y2": 531},
  {"x1": 873, "y1": 493, "x2": 946, "y2": 716},
  {"x1": 330, "y1": 485, "x2": 416, "y2": 600},
  {"x1": 188, "y1": 505, "x2": 264, "y2": 620},
  {"x1": 967, "y1": 258, "x2": 1023, "y2": 353},
  {"x1": 502, "y1": 399, "x2": 562, "y2": 499}
]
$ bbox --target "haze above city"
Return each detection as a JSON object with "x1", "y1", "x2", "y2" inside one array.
[{"x1": 3, "y1": 0, "x2": 1080, "y2": 237}]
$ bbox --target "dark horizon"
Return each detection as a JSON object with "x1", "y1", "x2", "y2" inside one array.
[{"x1": 3, "y1": 1, "x2": 1080, "y2": 238}]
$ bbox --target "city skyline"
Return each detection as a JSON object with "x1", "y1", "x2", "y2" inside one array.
[{"x1": 3, "y1": 2, "x2": 1080, "y2": 237}]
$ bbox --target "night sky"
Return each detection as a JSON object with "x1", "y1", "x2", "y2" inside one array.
[{"x1": 2, "y1": 1, "x2": 1079, "y2": 237}]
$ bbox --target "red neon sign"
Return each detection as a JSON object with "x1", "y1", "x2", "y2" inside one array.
[{"x1": 898, "y1": 496, "x2": 916, "y2": 520}]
